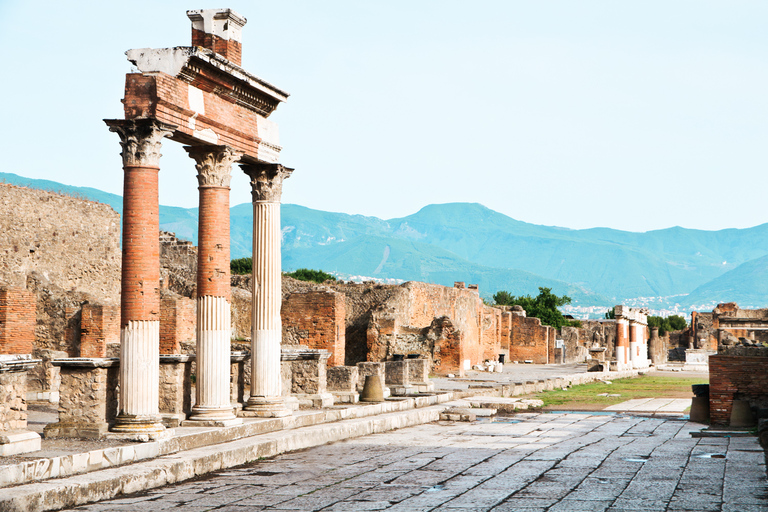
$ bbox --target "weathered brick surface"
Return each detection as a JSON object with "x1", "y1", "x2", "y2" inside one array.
[
  {"x1": 121, "y1": 166, "x2": 160, "y2": 324},
  {"x1": 79, "y1": 304, "x2": 119, "y2": 358},
  {"x1": 123, "y1": 69, "x2": 274, "y2": 162},
  {"x1": 0, "y1": 288, "x2": 35, "y2": 354},
  {"x1": 508, "y1": 315, "x2": 555, "y2": 364},
  {"x1": 197, "y1": 187, "x2": 230, "y2": 299},
  {"x1": 709, "y1": 354, "x2": 768, "y2": 425},
  {"x1": 281, "y1": 290, "x2": 346, "y2": 366},
  {"x1": 160, "y1": 294, "x2": 196, "y2": 354},
  {"x1": 192, "y1": 28, "x2": 242, "y2": 66}
]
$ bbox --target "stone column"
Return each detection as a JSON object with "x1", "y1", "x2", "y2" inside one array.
[
  {"x1": 105, "y1": 118, "x2": 174, "y2": 436},
  {"x1": 628, "y1": 320, "x2": 638, "y2": 368},
  {"x1": 616, "y1": 318, "x2": 629, "y2": 369},
  {"x1": 241, "y1": 163, "x2": 293, "y2": 417},
  {"x1": 184, "y1": 145, "x2": 242, "y2": 426}
]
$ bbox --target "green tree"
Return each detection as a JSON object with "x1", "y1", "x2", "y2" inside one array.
[
  {"x1": 668, "y1": 315, "x2": 687, "y2": 331},
  {"x1": 647, "y1": 315, "x2": 688, "y2": 336},
  {"x1": 285, "y1": 268, "x2": 337, "y2": 284},
  {"x1": 493, "y1": 287, "x2": 574, "y2": 329},
  {"x1": 604, "y1": 307, "x2": 615, "y2": 319},
  {"x1": 230, "y1": 257, "x2": 252, "y2": 275}
]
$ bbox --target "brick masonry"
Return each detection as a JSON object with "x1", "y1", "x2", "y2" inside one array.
[
  {"x1": 709, "y1": 354, "x2": 768, "y2": 425},
  {"x1": 160, "y1": 295, "x2": 196, "y2": 354},
  {"x1": 79, "y1": 304, "x2": 119, "y2": 358},
  {"x1": 0, "y1": 288, "x2": 35, "y2": 354},
  {"x1": 508, "y1": 314, "x2": 556, "y2": 364},
  {"x1": 281, "y1": 290, "x2": 346, "y2": 366}
]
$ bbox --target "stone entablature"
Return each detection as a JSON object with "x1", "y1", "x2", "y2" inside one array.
[{"x1": 124, "y1": 40, "x2": 287, "y2": 163}]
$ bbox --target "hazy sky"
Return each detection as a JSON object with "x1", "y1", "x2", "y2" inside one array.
[{"x1": 1, "y1": 1, "x2": 767, "y2": 232}]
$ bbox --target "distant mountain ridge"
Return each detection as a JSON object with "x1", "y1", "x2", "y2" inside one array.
[{"x1": 3, "y1": 171, "x2": 767, "y2": 309}]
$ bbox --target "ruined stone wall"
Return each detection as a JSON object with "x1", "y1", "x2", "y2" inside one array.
[
  {"x1": 0, "y1": 184, "x2": 121, "y2": 357},
  {"x1": 709, "y1": 353, "x2": 768, "y2": 425},
  {"x1": 357, "y1": 281, "x2": 485, "y2": 372},
  {"x1": 691, "y1": 311, "x2": 717, "y2": 351},
  {"x1": 713, "y1": 303, "x2": 768, "y2": 345},
  {"x1": 558, "y1": 326, "x2": 590, "y2": 364},
  {"x1": 160, "y1": 231, "x2": 198, "y2": 298},
  {"x1": 480, "y1": 306, "x2": 502, "y2": 361},
  {"x1": 281, "y1": 290, "x2": 346, "y2": 366},
  {"x1": 0, "y1": 372, "x2": 28, "y2": 431},
  {"x1": 508, "y1": 315, "x2": 555, "y2": 364},
  {"x1": 0, "y1": 184, "x2": 120, "y2": 300}
]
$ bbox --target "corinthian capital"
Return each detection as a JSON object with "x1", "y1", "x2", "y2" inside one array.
[
  {"x1": 240, "y1": 163, "x2": 294, "y2": 202},
  {"x1": 184, "y1": 145, "x2": 243, "y2": 188},
  {"x1": 104, "y1": 119, "x2": 176, "y2": 167}
]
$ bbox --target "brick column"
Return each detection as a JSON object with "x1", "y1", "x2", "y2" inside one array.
[
  {"x1": 184, "y1": 145, "x2": 242, "y2": 426},
  {"x1": 105, "y1": 118, "x2": 174, "y2": 436},
  {"x1": 616, "y1": 318, "x2": 629, "y2": 369},
  {"x1": 241, "y1": 163, "x2": 293, "y2": 417}
]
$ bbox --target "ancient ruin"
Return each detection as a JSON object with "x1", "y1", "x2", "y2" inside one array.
[{"x1": 103, "y1": 8, "x2": 294, "y2": 432}]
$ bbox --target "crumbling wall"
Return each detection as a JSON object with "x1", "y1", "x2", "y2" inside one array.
[
  {"x1": 160, "y1": 231, "x2": 197, "y2": 298},
  {"x1": 709, "y1": 351, "x2": 768, "y2": 425},
  {"x1": 508, "y1": 314, "x2": 555, "y2": 364},
  {"x1": 0, "y1": 184, "x2": 121, "y2": 357},
  {"x1": 713, "y1": 303, "x2": 768, "y2": 345},
  {"x1": 281, "y1": 289, "x2": 346, "y2": 366}
]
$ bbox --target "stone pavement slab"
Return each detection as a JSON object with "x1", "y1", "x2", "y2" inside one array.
[
  {"x1": 604, "y1": 397, "x2": 691, "y2": 414},
  {"x1": 61, "y1": 412, "x2": 768, "y2": 512}
]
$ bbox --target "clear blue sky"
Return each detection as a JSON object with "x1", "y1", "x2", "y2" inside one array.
[{"x1": 1, "y1": 1, "x2": 767, "y2": 232}]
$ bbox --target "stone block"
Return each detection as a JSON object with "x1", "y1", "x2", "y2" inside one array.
[
  {"x1": 385, "y1": 361, "x2": 409, "y2": 386},
  {"x1": 406, "y1": 358, "x2": 430, "y2": 383},
  {"x1": 327, "y1": 366, "x2": 358, "y2": 392},
  {"x1": 331, "y1": 391, "x2": 359, "y2": 404},
  {"x1": 0, "y1": 430, "x2": 41, "y2": 456},
  {"x1": 159, "y1": 355, "x2": 193, "y2": 428},
  {"x1": 45, "y1": 358, "x2": 119, "y2": 439},
  {"x1": 356, "y1": 362, "x2": 386, "y2": 392}
]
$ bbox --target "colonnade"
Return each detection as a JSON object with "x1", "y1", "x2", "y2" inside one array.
[{"x1": 105, "y1": 119, "x2": 292, "y2": 434}]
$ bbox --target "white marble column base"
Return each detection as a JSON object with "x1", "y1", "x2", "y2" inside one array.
[
  {"x1": 242, "y1": 396, "x2": 293, "y2": 417},
  {"x1": 182, "y1": 405, "x2": 242, "y2": 427}
]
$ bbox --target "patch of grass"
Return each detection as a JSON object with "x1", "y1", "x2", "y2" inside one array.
[{"x1": 535, "y1": 375, "x2": 706, "y2": 409}]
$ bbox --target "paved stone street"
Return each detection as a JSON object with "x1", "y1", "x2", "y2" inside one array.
[{"x1": 67, "y1": 412, "x2": 768, "y2": 512}]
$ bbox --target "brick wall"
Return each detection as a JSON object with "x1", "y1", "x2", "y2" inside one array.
[
  {"x1": 160, "y1": 295, "x2": 196, "y2": 354},
  {"x1": 80, "y1": 304, "x2": 119, "y2": 358},
  {"x1": 508, "y1": 315, "x2": 554, "y2": 364},
  {"x1": 709, "y1": 354, "x2": 768, "y2": 425},
  {"x1": 481, "y1": 305, "x2": 501, "y2": 361},
  {"x1": 281, "y1": 290, "x2": 346, "y2": 367},
  {"x1": 0, "y1": 288, "x2": 35, "y2": 354}
]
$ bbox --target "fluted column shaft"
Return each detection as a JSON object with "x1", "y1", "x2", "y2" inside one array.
[
  {"x1": 184, "y1": 145, "x2": 242, "y2": 425},
  {"x1": 241, "y1": 163, "x2": 293, "y2": 417},
  {"x1": 105, "y1": 118, "x2": 174, "y2": 434}
]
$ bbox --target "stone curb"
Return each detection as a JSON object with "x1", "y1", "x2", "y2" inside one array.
[
  {"x1": 0, "y1": 405, "x2": 445, "y2": 512},
  {"x1": 0, "y1": 393, "x2": 455, "y2": 490}
]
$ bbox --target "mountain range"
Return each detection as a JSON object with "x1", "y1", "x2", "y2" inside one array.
[{"x1": 3, "y1": 171, "x2": 767, "y2": 312}]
